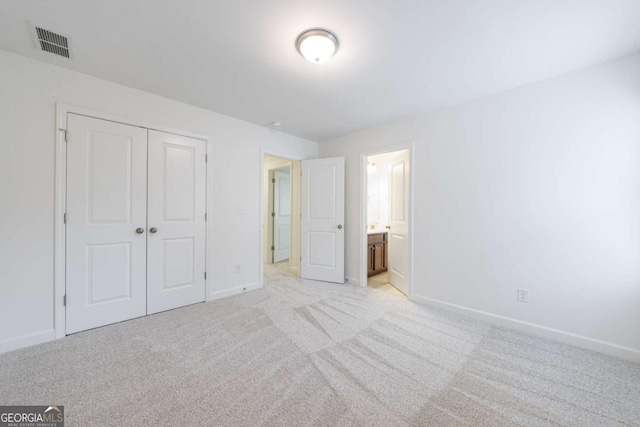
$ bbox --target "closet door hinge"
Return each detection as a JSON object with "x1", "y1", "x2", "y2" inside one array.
[
  {"x1": 204, "y1": 272, "x2": 207, "y2": 280},
  {"x1": 63, "y1": 295, "x2": 66, "y2": 306},
  {"x1": 63, "y1": 129, "x2": 68, "y2": 143},
  {"x1": 204, "y1": 213, "x2": 207, "y2": 221},
  {"x1": 63, "y1": 213, "x2": 67, "y2": 224},
  {"x1": 271, "y1": 245, "x2": 275, "y2": 251},
  {"x1": 272, "y1": 178, "x2": 275, "y2": 183},
  {"x1": 205, "y1": 154, "x2": 208, "y2": 162}
]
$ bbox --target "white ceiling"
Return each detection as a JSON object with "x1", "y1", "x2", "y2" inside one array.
[{"x1": 2, "y1": 1, "x2": 640, "y2": 142}]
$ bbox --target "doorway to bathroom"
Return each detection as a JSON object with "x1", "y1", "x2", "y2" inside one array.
[{"x1": 364, "y1": 148, "x2": 412, "y2": 296}]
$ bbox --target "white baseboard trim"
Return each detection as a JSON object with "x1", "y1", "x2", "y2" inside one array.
[
  {"x1": 412, "y1": 295, "x2": 640, "y2": 363},
  {"x1": 0, "y1": 329, "x2": 56, "y2": 354},
  {"x1": 208, "y1": 282, "x2": 261, "y2": 301},
  {"x1": 345, "y1": 276, "x2": 361, "y2": 286}
]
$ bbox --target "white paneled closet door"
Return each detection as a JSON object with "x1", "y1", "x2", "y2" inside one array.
[
  {"x1": 146, "y1": 130, "x2": 207, "y2": 315},
  {"x1": 66, "y1": 114, "x2": 148, "y2": 334}
]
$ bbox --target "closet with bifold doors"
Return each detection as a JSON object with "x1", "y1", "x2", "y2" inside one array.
[{"x1": 64, "y1": 113, "x2": 207, "y2": 334}]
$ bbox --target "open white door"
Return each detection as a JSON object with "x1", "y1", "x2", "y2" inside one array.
[
  {"x1": 66, "y1": 114, "x2": 148, "y2": 334},
  {"x1": 387, "y1": 150, "x2": 410, "y2": 295},
  {"x1": 301, "y1": 157, "x2": 345, "y2": 283},
  {"x1": 272, "y1": 168, "x2": 291, "y2": 263},
  {"x1": 146, "y1": 130, "x2": 207, "y2": 315}
]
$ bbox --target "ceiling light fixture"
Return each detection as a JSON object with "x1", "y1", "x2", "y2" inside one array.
[{"x1": 295, "y1": 28, "x2": 339, "y2": 64}]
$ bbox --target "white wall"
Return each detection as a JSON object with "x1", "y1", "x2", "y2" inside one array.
[
  {"x1": 0, "y1": 49, "x2": 318, "y2": 353},
  {"x1": 320, "y1": 52, "x2": 640, "y2": 361}
]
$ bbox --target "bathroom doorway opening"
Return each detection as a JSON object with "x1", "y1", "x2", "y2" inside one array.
[{"x1": 363, "y1": 148, "x2": 412, "y2": 296}]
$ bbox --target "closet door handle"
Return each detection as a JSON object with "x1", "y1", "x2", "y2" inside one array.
[
  {"x1": 135, "y1": 227, "x2": 145, "y2": 234},
  {"x1": 149, "y1": 227, "x2": 158, "y2": 234}
]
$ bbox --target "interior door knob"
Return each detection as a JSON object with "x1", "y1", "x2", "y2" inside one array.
[
  {"x1": 135, "y1": 227, "x2": 145, "y2": 234},
  {"x1": 149, "y1": 227, "x2": 158, "y2": 234},
  {"x1": 337, "y1": 224, "x2": 343, "y2": 229}
]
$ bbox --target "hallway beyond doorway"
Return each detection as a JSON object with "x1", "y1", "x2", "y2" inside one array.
[{"x1": 261, "y1": 154, "x2": 301, "y2": 279}]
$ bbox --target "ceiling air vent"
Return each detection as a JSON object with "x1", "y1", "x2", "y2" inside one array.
[{"x1": 29, "y1": 22, "x2": 71, "y2": 59}]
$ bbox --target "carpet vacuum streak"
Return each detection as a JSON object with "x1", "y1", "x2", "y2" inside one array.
[{"x1": 1, "y1": 265, "x2": 639, "y2": 426}]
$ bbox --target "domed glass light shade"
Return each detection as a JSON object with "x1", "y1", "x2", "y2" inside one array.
[{"x1": 296, "y1": 29, "x2": 339, "y2": 63}]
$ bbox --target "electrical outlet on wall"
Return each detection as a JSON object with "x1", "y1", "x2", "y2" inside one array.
[
  {"x1": 517, "y1": 288, "x2": 529, "y2": 303},
  {"x1": 235, "y1": 264, "x2": 241, "y2": 274}
]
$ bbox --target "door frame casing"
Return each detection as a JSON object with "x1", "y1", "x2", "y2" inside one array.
[
  {"x1": 54, "y1": 103, "x2": 210, "y2": 339},
  {"x1": 359, "y1": 142, "x2": 415, "y2": 297},
  {"x1": 258, "y1": 150, "x2": 303, "y2": 288}
]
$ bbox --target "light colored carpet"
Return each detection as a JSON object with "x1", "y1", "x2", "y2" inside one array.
[{"x1": 1, "y1": 265, "x2": 639, "y2": 426}]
